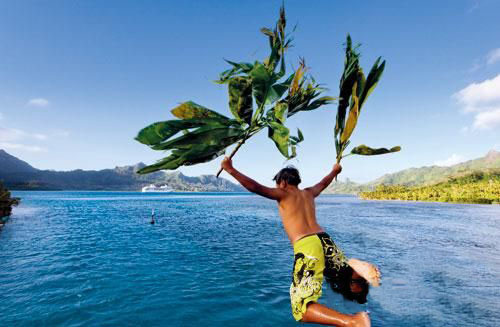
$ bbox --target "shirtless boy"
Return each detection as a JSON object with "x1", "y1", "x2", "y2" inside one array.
[{"x1": 221, "y1": 157, "x2": 380, "y2": 327}]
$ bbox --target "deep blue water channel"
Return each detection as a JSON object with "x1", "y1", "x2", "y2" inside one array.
[{"x1": 1, "y1": 192, "x2": 499, "y2": 326}]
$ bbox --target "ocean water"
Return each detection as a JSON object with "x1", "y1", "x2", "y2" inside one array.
[{"x1": 1, "y1": 191, "x2": 499, "y2": 327}]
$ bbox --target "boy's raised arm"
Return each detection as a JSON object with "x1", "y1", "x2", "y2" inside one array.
[
  {"x1": 305, "y1": 163, "x2": 342, "y2": 197},
  {"x1": 221, "y1": 157, "x2": 285, "y2": 200}
]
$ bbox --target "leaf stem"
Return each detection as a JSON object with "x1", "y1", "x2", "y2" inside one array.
[{"x1": 216, "y1": 138, "x2": 247, "y2": 178}]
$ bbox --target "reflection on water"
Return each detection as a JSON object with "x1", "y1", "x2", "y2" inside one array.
[{"x1": 1, "y1": 191, "x2": 499, "y2": 326}]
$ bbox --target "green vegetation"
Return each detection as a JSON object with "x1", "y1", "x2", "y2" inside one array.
[
  {"x1": 360, "y1": 170, "x2": 500, "y2": 204},
  {"x1": 1, "y1": 181, "x2": 19, "y2": 225},
  {"x1": 370, "y1": 150, "x2": 500, "y2": 187},
  {"x1": 135, "y1": 7, "x2": 334, "y2": 175},
  {"x1": 334, "y1": 35, "x2": 400, "y2": 164}
]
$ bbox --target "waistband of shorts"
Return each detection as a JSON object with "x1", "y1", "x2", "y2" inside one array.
[
  {"x1": 295, "y1": 231, "x2": 329, "y2": 242},
  {"x1": 293, "y1": 231, "x2": 329, "y2": 250}
]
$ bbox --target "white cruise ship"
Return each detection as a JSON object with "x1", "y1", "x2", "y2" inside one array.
[{"x1": 141, "y1": 184, "x2": 173, "y2": 192}]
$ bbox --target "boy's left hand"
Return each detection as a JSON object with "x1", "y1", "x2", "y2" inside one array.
[
  {"x1": 333, "y1": 163, "x2": 342, "y2": 175},
  {"x1": 221, "y1": 157, "x2": 233, "y2": 172}
]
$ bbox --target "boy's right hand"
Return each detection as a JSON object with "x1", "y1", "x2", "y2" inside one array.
[
  {"x1": 221, "y1": 157, "x2": 234, "y2": 172},
  {"x1": 333, "y1": 163, "x2": 342, "y2": 175}
]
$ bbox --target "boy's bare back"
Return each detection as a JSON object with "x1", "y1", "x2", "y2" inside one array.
[{"x1": 277, "y1": 187, "x2": 324, "y2": 243}]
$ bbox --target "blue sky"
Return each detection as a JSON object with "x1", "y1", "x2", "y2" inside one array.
[{"x1": 1, "y1": 0, "x2": 499, "y2": 186}]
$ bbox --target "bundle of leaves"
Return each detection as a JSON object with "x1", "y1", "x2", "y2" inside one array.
[
  {"x1": 136, "y1": 7, "x2": 334, "y2": 174},
  {"x1": 334, "y1": 35, "x2": 400, "y2": 163}
]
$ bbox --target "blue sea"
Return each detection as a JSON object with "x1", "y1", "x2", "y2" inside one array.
[{"x1": 1, "y1": 192, "x2": 499, "y2": 326}]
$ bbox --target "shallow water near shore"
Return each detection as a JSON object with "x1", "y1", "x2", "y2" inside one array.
[{"x1": 1, "y1": 191, "x2": 499, "y2": 326}]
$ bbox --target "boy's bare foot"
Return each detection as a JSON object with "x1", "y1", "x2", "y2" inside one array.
[
  {"x1": 348, "y1": 258, "x2": 381, "y2": 287},
  {"x1": 351, "y1": 312, "x2": 371, "y2": 327}
]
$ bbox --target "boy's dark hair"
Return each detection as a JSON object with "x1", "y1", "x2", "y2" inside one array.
[
  {"x1": 325, "y1": 265, "x2": 369, "y2": 304},
  {"x1": 273, "y1": 166, "x2": 301, "y2": 186}
]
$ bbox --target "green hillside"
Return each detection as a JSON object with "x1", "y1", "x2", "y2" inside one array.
[
  {"x1": 360, "y1": 170, "x2": 500, "y2": 204},
  {"x1": 326, "y1": 150, "x2": 500, "y2": 195},
  {"x1": 369, "y1": 150, "x2": 500, "y2": 187}
]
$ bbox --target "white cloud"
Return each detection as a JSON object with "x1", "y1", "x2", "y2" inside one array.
[
  {"x1": 27, "y1": 98, "x2": 50, "y2": 107},
  {"x1": 454, "y1": 74, "x2": 500, "y2": 130},
  {"x1": 487, "y1": 48, "x2": 500, "y2": 65},
  {"x1": 0, "y1": 127, "x2": 48, "y2": 142},
  {"x1": 0, "y1": 142, "x2": 46, "y2": 153},
  {"x1": 0, "y1": 127, "x2": 48, "y2": 153},
  {"x1": 434, "y1": 154, "x2": 465, "y2": 167},
  {"x1": 454, "y1": 74, "x2": 500, "y2": 112},
  {"x1": 473, "y1": 108, "x2": 500, "y2": 130}
]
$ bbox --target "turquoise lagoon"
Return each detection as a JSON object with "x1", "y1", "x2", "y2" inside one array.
[{"x1": 1, "y1": 192, "x2": 499, "y2": 326}]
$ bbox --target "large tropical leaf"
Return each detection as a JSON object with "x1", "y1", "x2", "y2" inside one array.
[
  {"x1": 171, "y1": 101, "x2": 231, "y2": 122},
  {"x1": 138, "y1": 135, "x2": 242, "y2": 174},
  {"x1": 273, "y1": 102, "x2": 288, "y2": 123},
  {"x1": 173, "y1": 144, "x2": 229, "y2": 165},
  {"x1": 359, "y1": 57, "x2": 385, "y2": 109},
  {"x1": 250, "y1": 62, "x2": 274, "y2": 110},
  {"x1": 137, "y1": 154, "x2": 185, "y2": 174},
  {"x1": 350, "y1": 145, "x2": 401, "y2": 156},
  {"x1": 268, "y1": 121, "x2": 291, "y2": 158},
  {"x1": 135, "y1": 119, "x2": 209, "y2": 146},
  {"x1": 228, "y1": 76, "x2": 253, "y2": 124},
  {"x1": 151, "y1": 126, "x2": 244, "y2": 151},
  {"x1": 340, "y1": 82, "x2": 360, "y2": 144}
]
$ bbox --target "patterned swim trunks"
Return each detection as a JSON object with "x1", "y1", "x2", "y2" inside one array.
[{"x1": 289, "y1": 232, "x2": 348, "y2": 321}]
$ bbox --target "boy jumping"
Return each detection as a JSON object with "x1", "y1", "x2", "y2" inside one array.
[{"x1": 221, "y1": 157, "x2": 380, "y2": 327}]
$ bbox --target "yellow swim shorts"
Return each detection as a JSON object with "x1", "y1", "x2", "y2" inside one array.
[{"x1": 289, "y1": 232, "x2": 348, "y2": 321}]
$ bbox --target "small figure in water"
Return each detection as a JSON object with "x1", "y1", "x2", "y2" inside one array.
[
  {"x1": 221, "y1": 157, "x2": 380, "y2": 327},
  {"x1": 150, "y1": 209, "x2": 155, "y2": 225}
]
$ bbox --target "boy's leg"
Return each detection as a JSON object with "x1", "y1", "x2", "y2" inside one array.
[{"x1": 302, "y1": 303, "x2": 370, "y2": 327}]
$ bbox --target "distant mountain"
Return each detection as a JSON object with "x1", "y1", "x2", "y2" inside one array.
[
  {"x1": 325, "y1": 178, "x2": 370, "y2": 195},
  {"x1": 369, "y1": 150, "x2": 500, "y2": 187},
  {"x1": 0, "y1": 150, "x2": 38, "y2": 174},
  {"x1": 326, "y1": 150, "x2": 500, "y2": 194},
  {"x1": 0, "y1": 150, "x2": 244, "y2": 192}
]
